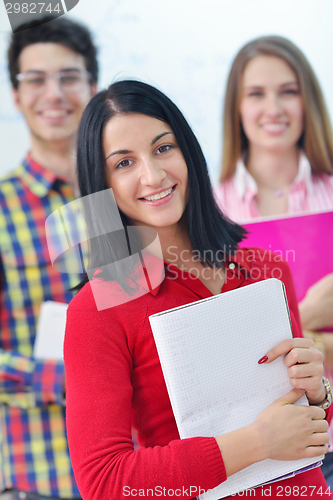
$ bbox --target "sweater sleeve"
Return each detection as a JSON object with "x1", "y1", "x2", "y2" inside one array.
[
  {"x1": 64, "y1": 289, "x2": 226, "y2": 500},
  {"x1": 0, "y1": 349, "x2": 65, "y2": 408}
]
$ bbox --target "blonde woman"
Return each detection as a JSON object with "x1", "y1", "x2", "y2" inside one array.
[{"x1": 215, "y1": 35, "x2": 333, "y2": 485}]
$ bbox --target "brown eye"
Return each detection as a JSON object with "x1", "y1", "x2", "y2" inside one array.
[
  {"x1": 281, "y1": 89, "x2": 299, "y2": 95},
  {"x1": 157, "y1": 145, "x2": 172, "y2": 154},
  {"x1": 248, "y1": 91, "x2": 263, "y2": 97},
  {"x1": 116, "y1": 159, "x2": 133, "y2": 169}
]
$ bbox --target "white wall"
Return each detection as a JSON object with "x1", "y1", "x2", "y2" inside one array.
[{"x1": 0, "y1": 0, "x2": 332, "y2": 185}]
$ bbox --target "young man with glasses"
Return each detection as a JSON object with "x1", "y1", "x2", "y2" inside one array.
[{"x1": 0, "y1": 16, "x2": 98, "y2": 500}]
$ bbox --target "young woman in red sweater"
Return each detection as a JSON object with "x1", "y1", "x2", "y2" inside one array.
[{"x1": 64, "y1": 80, "x2": 332, "y2": 500}]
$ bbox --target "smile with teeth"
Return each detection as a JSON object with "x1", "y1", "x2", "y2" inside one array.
[
  {"x1": 142, "y1": 186, "x2": 175, "y2": 201},
  {"x1": 261, "y1": 123, "x2": 288, "y2": 131},
  {"x1": 41, "y1": 110, "x2": 69, "y2": 117}
]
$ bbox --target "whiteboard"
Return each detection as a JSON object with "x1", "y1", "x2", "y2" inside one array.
[{"x1": 0, "y1": 0, "x2": 332, "y2": 185}]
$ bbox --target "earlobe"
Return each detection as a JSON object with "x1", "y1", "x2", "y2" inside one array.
[
  {"x1": 90, "y1": 82, "x2": 98, "y2": 97},
  {"x1": 12, "y1": 88, "x2": 22, "y2": 113}
]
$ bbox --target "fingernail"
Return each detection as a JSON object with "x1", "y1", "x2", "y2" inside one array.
[{"x1": 258, "y1": 355, "x2": 268, "y2": 364}]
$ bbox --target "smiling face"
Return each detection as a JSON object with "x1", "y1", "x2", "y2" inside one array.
[
  {"x1": 239, "y1": 55, "x2": 304, "y2": 155},
  {"x1": 103, "y1": 113, "x2": 189, "y2": 232},
  {"x1": 13, "y1": 42, "x2": 96, "y2": 150}
]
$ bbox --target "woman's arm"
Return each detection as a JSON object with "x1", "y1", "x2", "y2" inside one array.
[
  {"x1": 299, "y1": 274, "x2": 333, "y2": 368},
  {"x1": 299, "y1": 274, "x2": 333, "y2": 331}
]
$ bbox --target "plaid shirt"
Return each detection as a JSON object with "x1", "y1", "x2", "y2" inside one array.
[{"x1": 0, "y1": 155, "x2": 82, "y2": 497}]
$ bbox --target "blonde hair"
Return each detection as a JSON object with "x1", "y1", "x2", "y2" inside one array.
[{"x1": 220, "y1": 35, "x2": 333, "y2": 182}]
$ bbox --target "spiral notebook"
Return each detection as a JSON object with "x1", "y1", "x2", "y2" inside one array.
[{"x1": 149, "y1": 279, "x2": 322, "y2": 499}]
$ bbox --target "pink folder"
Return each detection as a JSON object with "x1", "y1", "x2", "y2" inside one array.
[{"x1": 240, "y1": 210, "x2": 333, "y2": 303}]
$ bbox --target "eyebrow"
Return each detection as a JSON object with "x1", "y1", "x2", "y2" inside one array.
[
  {"x1": 105, "y1": 131, "x2": 172, "y2": 160},
  {"x1": 243, "y1": 81, "x2": 299, "y2": 91},
  {"x1": 280, "y1": 81, "x2": 299, "y2": 87},
  {"x1": 23, "y1": 68, "x2": 82, "y2": 74},
  {"x1": 152, "y1": 131, "x2": 172, "y2": 145}
]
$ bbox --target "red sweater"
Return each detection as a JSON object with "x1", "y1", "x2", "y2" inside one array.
[{"x1": 64, "y1": 248, "x2": 333, "y2": 499}]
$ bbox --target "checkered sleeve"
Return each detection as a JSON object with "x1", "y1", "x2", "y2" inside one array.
[
  {"x1": 32, "y1": 358, "x2": 65, "y2": 405},
  {"x1": 0, "y1": 349, "x2": 65, "y2": 407}
]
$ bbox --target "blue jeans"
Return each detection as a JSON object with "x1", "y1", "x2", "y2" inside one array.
[{"x1": 322, "y1": 453, "x2": 333, "y2": 491}]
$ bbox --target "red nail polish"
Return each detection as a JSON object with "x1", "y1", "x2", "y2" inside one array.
[{"x1": 258, "y1": 355, "x2": 268, "y2": 364}]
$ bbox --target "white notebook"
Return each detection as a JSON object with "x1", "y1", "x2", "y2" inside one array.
[
  {"x1": 34, "y1": 301, "x2": 68, "y2": 360},
  {"x1": 149, "y1": 279, "x2": 322, "y2": 499}
]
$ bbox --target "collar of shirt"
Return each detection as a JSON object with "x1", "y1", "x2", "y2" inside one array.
[
  {"x1": 18, "y1": 153, "x2": 70, "y2": 197},
  {"x1": 291, "y1": 152, "x2": 313, "y2": 196},
  {"x1": 91, "y1": 247, "x2": 253, "y2": 309},
  {"x1": 234, "y1": 151, "x2": 313, "y2": 202},
  {"x1": 158, "y1": 249, "x2": 252, "y2": 298},
  {"x1": 234, "y1": 158, "x2": 258, "y2": 203}
]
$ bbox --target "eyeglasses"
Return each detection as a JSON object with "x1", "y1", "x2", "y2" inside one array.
[{"x1": 16, "y1": 69, "x2": 92, "y2": 95}]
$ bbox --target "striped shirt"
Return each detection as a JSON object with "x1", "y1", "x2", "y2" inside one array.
[
  {"x1": 214, "y1": 152, "x2": 333, "y2": 222},
  {"x1": 0, "y1": 155, "x2": 82, "y2": 497},
  {"x1": 214, "y1": 151, "x2": 333, "y2": 449}
]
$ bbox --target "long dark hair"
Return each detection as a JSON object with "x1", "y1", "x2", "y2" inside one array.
[{"x1": 76, "y1": 80, "x2": 246, "y2": 290}]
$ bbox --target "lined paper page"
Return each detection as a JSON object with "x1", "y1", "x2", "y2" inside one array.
[{"x1": 149, "y1": 279, "x2": 322, "y2": 499}]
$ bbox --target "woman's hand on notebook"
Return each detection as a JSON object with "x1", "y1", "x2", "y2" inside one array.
[
  {"x1": 259, "y1": 338, "x2": 325, "y2": 404},
  {"x1": 217, "y1": 387, "x2": 328, "y2": 477},
  {"x1": 254, "y1": 387, "x2": 329, "y2": 461}
]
